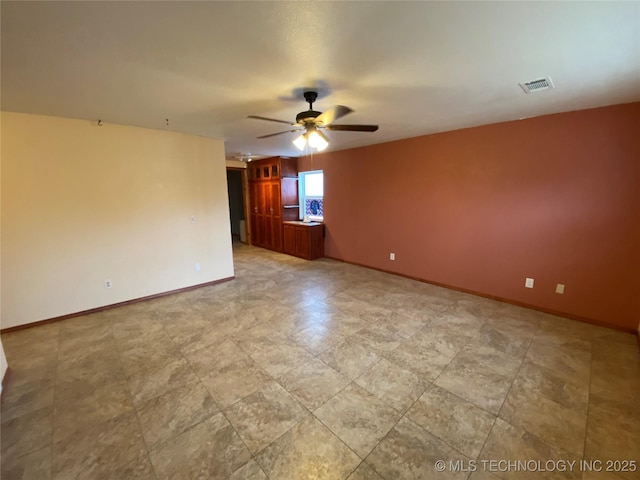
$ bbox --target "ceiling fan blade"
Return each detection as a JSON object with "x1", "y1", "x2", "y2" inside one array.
[
  {"x1": 325, "y1": 124, "x2": 379, "y2": 132},
  {"x1": 247, "y1": 115, "x2": 294, "y2": 125},
  {"x1": 314, "y1": 105, "x2": 353, "y2": 126},
  {"x1": 257, "y1": 129, "x2": 302, "y2": 139}
]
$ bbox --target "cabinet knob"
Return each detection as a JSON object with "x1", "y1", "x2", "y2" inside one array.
[{"x1": 270, "y1": 208, "x2": 273, "y2": 213}]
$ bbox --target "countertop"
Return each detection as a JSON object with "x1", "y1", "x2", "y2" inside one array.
[{"x1": 283, "y1": 221, "x2": 324, "y2": 227}]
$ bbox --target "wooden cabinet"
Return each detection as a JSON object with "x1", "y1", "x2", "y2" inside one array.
[
  {"x1": 283, "y1": 222, "x2": 324, "y2": 260},
  {"x1": 247, "y1": 155, "x2": 296, "y2": 182},
  {"x1": 283, "y1": 224, "x2": 296, "y2": 256},
  {"x1": 248, "y1": 157, "x2": 298, "y2": 252},
  {"x1": 248, "y1": 156, "x2": 324, "y2": 260}
]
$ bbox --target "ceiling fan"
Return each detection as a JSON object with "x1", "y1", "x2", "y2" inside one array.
[{"x1": 248, "y1": 91, "x2": 378, "y2": 152}]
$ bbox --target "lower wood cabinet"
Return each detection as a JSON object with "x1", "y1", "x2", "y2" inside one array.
[{"x1": 283, "y1": 222, "x2": 324, "y2": 260}]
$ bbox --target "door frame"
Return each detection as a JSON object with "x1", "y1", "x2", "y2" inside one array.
[{"x1": 226, "y1": 167, "x2": 250, "y2": 244}]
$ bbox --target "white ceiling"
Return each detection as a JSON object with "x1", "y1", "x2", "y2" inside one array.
[{"x1": 2, "y1": 1, "x2": 639, "y2": 159}]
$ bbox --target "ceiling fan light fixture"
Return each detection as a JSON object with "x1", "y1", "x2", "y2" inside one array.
[
  {"x1": 293, "y1": 133, "x2": 307, "y2": 151},
  {"x1": 294, "y1": 128, "x2": 328, "y2": 152},
  {"x1": 315, "y1": 139, "x2": 328, "y2": 152},
  {"x1": 307, "y1": 130, "x2": 321, "y2": 148},
  {"x1": 306, "y1": 128, "x2": 328, "y2": 151},
  {"x1": 315, "y1": 130, "x2": 329, "y2": 151}
]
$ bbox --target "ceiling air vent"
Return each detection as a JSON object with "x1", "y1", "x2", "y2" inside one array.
[{"x1": 519, "y1": 77, "x2": 555, "y2": 94}]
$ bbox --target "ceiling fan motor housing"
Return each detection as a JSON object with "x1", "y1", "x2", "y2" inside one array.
[
  {"x1": 296, "y1": 110, "x2": 321, "y2": 124},
  {"x1": 296, "y1": 91, "x2": 321, "y2": 124},
  {"x1": 303, "y1": 91, "x2": 318, "y2": 104}
]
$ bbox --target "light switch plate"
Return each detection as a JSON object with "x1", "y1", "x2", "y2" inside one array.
[{"x1": 525, "y1": 277, "x2": 534, "y2": 288}]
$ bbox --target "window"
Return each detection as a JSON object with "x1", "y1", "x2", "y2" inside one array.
[{"x1": 299, "y1": 170, "x2": 324, "y2": 221}]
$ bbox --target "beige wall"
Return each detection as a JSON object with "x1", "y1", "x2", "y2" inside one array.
[
  {"x1": 0, "y1": 114, "x2": 6, "y2": 380},
  {"x1": 1, "y1": 112, "x2": 233, "y2": 329}
]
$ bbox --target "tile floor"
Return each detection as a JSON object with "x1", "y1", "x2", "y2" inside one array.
[{"x1": 1, "y1": 244, "x2": 639, "y2": 479}]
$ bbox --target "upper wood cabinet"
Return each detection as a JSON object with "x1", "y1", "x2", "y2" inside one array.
[
  {"x1": 248, "y1": 157, "x2": 298, "y2": 252},
  {"x1": 248, "y1": 156, "x2": 298, "y2": 182}
]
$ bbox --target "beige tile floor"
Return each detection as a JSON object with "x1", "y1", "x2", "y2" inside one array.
[{"x1": 1, "y1": 243, "x2": 639, "y2": 480}]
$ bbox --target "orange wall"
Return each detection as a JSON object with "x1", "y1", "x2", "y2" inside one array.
[{"x1": 299, "y1": 103, "x2": 640, "y2": 331}]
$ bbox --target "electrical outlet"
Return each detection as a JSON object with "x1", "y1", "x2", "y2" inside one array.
[
  {"x1": 390, "y1": 253, "x2": 395, "y2": 261},
  {"x1": 525, "y1": 277, "x2": 534, "y2": 288},
  {"x1": 104, "y1": 279, "x2": 112, "y2": 289},
  {"x1": 195, "y1": 262, "x2": 201, "y2": 272},
  {"x1": 555, "y1": 283, "x2": 565, "y2": 294}
]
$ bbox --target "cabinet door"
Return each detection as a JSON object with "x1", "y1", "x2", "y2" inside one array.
[
  {"x1": 279, "y1": 157, "x2": 297, "y2": 178},
  {"x1": 264, "y1": 181, "x2": 280, "y2": 217},
  {"x1": 271, "y1": 217, "x2": 283, "y2": 252},
  {"x1": 250, "y1": 213, "x2": 258, "y2": 246},
  {"x1": 259, "y1": 183, "x2": 270, "y2": 214},
  {"x1": 256, "y1": 215, "x2": 266, "y2": 246},
  {"x1": 280, "y1": 177, "x2": 297, "y2": 202},
  {"x1": 249, "y1": 182, "x2": 260, "y2": 214},
  {"x1": 270, "y1": 182, "x2": 282, "y2": 251},
  {"x1": 264, "y1": 214, "x2": 272, "y2": 249},
  {"x1": 249, "y1": 175, "x2": 289, "y2": 252},
  {"x1": 283, "y1": 225, "x2": 296, "y2": 255},
  {"x1": 309, "y1": 225, "x2": 325, "y2": 259},
  {"x1": 295, "y1": 227, "x2": 310, "y2": 259},
  {"x1": 250, "y1": 182, "x2": 268, "y2": 246},
  {"x1": 249, "y1": 183, "x2": 259, "y2": 245}
]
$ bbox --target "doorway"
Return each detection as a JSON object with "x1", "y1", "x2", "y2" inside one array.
[{"x1": 226, "y1": 169, "x2": 248, "y2": 244}]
